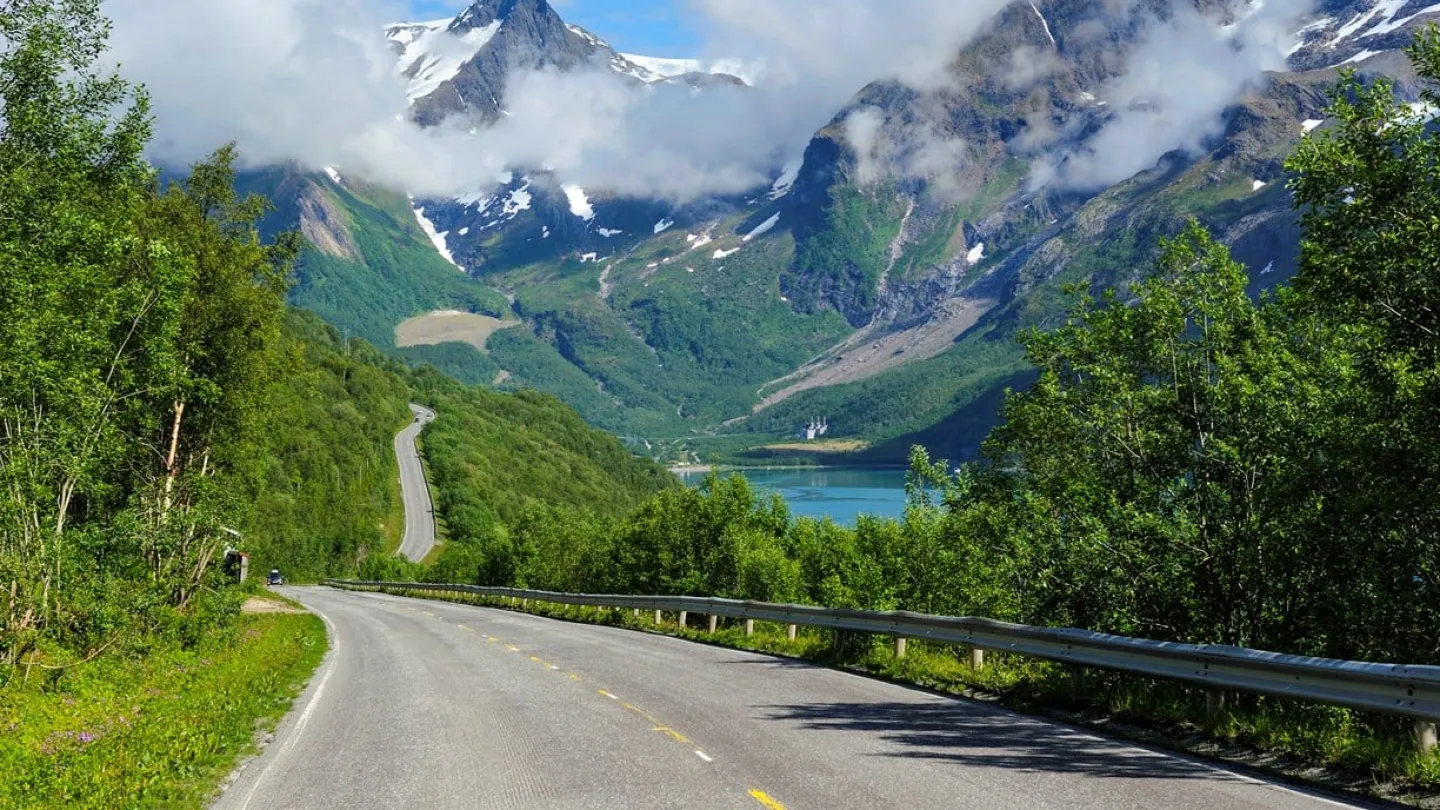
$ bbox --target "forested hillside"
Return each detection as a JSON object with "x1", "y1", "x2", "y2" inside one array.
[{"x1": 0, "y1": 0, "x2": 666, "y2": 694}]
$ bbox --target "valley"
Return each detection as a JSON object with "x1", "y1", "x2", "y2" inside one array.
[{"x1": 246, "y1": 0, "x2": 1440, "y2": 466}]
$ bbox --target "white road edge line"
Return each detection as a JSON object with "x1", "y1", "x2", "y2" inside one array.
[
  {"x1": 694, "y1": 750, "x2": 713, "y2": 763},
  {"x1": 234, "y1": 604, "x2": 340, "y2": 810},
  {"x1": 1054, "y1": 724, "x2": 1363, "y2": 808}
]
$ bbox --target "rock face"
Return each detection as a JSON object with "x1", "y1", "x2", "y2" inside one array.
[
  {"x1": 298, "y1": 184, "x2": 359, "y2": 260},
  {"x1": 768, "y1": 0, "x2": 1437, "y2": 332},
  {"x1": 404, "y1": 0, "x2": 602, "y2": 126}
]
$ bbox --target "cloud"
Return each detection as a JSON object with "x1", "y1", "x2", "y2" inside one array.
[
  {"x1": 1032, "y1": 0, "x2": 1315, "y2": 190},
  {"x1": 103, "y1": 0, "x2": 1011, "y2": 202},
  {"x1": 104, "y1": 0, "x2": 1314, "y2": 204}
]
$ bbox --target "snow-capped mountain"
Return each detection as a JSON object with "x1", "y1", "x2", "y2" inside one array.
[
  {"x1": 1289, "y1": 0, "x2": 1440, "y2": 70},
  {"x1": 384, "y1": 0, "x2": 748, "y2": 127}
]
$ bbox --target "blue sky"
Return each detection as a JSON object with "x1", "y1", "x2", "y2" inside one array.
[{"x1": 408, "y1": 0, "x2": 702, "y2": 56}]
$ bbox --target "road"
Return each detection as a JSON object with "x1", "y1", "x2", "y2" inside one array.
[
  {"x1": 394, "y1": 403, "x2": 436, "y2": 562},
  {"x1": 214, "y1": 587, "x2": 1376, "y2": 810}
]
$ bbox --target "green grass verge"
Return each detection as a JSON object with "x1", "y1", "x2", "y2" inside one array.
[
  {"x1": 345, "y1": 585, "x2": 1440, "y2": 804},
  {"x1": 0, "y1": 613, "x2": 327, "y2": 809}
]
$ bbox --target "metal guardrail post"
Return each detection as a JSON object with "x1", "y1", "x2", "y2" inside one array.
[
  {"x1": 970, "y1": 647, "x2": 985, "y2": 671},
  {"x1": 708, "y1": 615, "x2": 718, "y2": 634},
  {"x1": 894, "y1": 637, "x2": 907, "y2": 658},
  {"x1": 1418, "y1": 720, "x2": 1438, "y2": 752},
  {"x1": 745, "y1": 619, "x2": 754, "y2": 637},
  {"x1": 679, "y1": 610, "x2": 688, "y2": 629},
  {"x1": 787, "y1": 624, "x2": 797, "y2": 642},
  {"x1": 654, "y1": 609, "x2": 663, "y2": 625},
  {"x1": 1206, "y1": 690, "x2": 1227, "y2": 722}
]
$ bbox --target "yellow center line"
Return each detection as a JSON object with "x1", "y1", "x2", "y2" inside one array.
[
  {"x1": 457, "y1": 624, "x2": 474, "y2": 632},
  {"x1": 567, "y1": 673, "x2": 582, "y2": 682},
  {"x1": 654, "y1": 726, "x2": 690, "y2": 744},
  {"x1": 505, "y1": 644, "x2": 520, "y2": 652},
  {"x1": 749, "y1": 790, "x2": 787, "y2": 810}
]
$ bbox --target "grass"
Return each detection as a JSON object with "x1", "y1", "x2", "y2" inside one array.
[
  {"x1": 381, "y1": 450, "x2": 407, "y2": 555},
  {"x1": 0, "y1": 613, "x2": 326, "y2": 809},
  {"x1": 344, "y1": 585, "x2": 1440, "y2": 803},
  {"x1": 413, "y1": 432, "x2": 449, "y2": 557}
]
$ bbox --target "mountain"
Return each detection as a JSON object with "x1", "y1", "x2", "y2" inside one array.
[
  {"x1": 256, "y1": 0, "x2": 1440, "y2": 463},
  {"x1": 387, "y1": 0, "x2": 749, "y2": 127}
]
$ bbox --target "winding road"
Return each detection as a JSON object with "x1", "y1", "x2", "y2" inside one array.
[
  {"x1": 395, "y1": 404, "x2": 437, "y2": 562},
  {"x1": 213, "y1": 586, "x2": 1377, "y2": 810}
]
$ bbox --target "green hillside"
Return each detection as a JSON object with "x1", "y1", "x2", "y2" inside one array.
[
  {"x1": 250, "y1": 311, "x2": 675, "y2": 581},
  {"x1": 236, "y1": 167, "x2": 511, "y2": 349}
]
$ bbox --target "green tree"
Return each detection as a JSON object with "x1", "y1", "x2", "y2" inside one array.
[
  {"x1": 961, "y1": 222, "x2": 1338, "y2": 647},
  {"x1": 1283, "y1": 27, "x2": 1440, "y2": 662},
  {"x1": 0, "y1": 0, "x2": 154, "y2": 662}
]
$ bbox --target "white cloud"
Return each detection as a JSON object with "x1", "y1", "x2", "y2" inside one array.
[
  {"x1": 1032, "y1": 0, "x2": 1315, "y2": 190},
  {"x1": 104, "y1": 0, "x2": 1313, "y2": 204},
  {"x1": 104, "y1": 0, "x2": 1011, "y2": 202}
]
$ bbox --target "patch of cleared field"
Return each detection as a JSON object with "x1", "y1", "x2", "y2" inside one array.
[
  {"x1": 395, "y1": 310, "x2": 521, "y2": 354},
  {"x1": 754, "y1": 297, "x2": 998, "y2": 412},
  {"x1": 758, "y1": 440, "x2": 870, "y2": 454}
]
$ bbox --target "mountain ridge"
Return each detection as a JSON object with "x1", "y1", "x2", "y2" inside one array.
[{"x1": 253, "y1": 0, "x2": 1440, "y2": 463}]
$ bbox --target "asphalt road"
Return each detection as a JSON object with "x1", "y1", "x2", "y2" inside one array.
[
  {"x1": 213, "y1": 587, "x2": 1376, "y2": 810},
  {"x1": 394, "y1": 404, "x2": 436, "y2": 562}
]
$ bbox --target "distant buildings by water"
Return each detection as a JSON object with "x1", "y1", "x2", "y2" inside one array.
[{"x1": 803, "y1": 417, "x2": 829, "y2": 441}]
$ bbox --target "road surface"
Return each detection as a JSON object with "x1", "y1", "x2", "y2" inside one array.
[
  {"x1": 214, "y1": 587, "x2": 1376, "y2": 810},
  {"x1": 394, "y1": 404, "x2": 436, "y2": 562}
]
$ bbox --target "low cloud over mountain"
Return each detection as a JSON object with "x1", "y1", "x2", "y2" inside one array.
[{"x1": 107, "y1": 0, "x2": 1312, "y2": 202}]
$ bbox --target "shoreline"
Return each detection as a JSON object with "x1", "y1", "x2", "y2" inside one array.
[{"x1": 667, "y1": 463, "x2": 911, "y2": 475}]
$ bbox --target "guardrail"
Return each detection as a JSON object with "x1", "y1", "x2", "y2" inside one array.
[{"x1": 323, "y1": 579, "x2": 1440, "y2": 750}]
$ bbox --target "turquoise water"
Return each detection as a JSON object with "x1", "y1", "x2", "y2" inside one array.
[{"x1": 679, "y1": 467, "x2": 911, "y2": 525}]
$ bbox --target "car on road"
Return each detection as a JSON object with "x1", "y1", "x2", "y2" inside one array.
[{"x1": 267, "y1": 569, "x2": 284, "y2": 586}]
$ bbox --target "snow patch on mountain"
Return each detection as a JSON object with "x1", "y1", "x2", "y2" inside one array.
[
  {"x1": 654, "y1": 218, "x2": 674, "y2": 234},
  {"x1": 322, "y1": 166, "x2": 342, "y2": 185},
  {"x1": 713, "y1": 247, "x2": 740, "y2": 260},
  {"x1": 1030, "y1": 3, "x2": 1057, "y2": 47},
  {"x1": 562, "y1": 184, "x2": 595, "y2": 221},
  {"x1": 412, "y1": 203, "x2": 462, "y2": 271},
  {"x1": 388, "y1": 18, "x2": 503, "y2": 102},
  {"x1": 1336, "y1": 48, "x2": 1381, "y2": 65},
  {"x1": 967, "y1": 242, "x2": 986, "y2": 264},
  {"x1": 770, "y1": 159, "x2": 802, "y2": 199},
  {"x1": 617, "y1": 53, "x2": 761, "y2": 85},
  {"x1": 744, "y1": 213, "x2": 781, "y2": 241},
  {"x1": 1369, "y1": 2, "x2": 1440, "y2": 36},
  {"x1": 1303, "y1": 118, "x2": 1324, "y2": 133},
  {"x1": 502, "y1": 183, "x2": 533, "y2": 217}
]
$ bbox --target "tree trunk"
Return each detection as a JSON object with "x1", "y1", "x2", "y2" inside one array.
[{"x1": 161, "y1": 400, "x2": 185, "y2": 519}]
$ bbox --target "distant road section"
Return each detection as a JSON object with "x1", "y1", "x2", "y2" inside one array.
[{"x1": 395, "y1": 404, "x2": 437, "y2": 562}]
